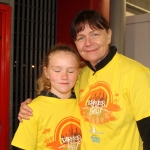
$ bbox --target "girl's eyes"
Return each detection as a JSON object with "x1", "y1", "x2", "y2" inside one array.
[
  {"x1": 54, "y1": 70, "x2": 61, "y2": 72},
  {"x1": 67, "y1": 70, "x2": 74, "y2": 73},
  {"x1": 53, "y1": 70, "x2": 74, "y2": 73}
]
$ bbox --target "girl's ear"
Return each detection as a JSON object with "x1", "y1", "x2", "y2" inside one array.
[
  {"x1": 78, "y1": 68, "x2": 81, "y2": 75},
  {"x1": 44, "y1": 67, "x2": 49, "y2": 79}
]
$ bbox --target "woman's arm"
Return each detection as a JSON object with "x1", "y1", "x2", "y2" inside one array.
[
  {"x1": 137, "y1": 116, "x2": 150, "y2": 150},
  {"x1": 18, "y1": 98, "x2": 33, "y2": 122}
]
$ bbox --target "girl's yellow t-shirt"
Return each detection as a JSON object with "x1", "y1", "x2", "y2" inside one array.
[{"x1": 11, "y1": 95, "x2": 82, "y2": 150}]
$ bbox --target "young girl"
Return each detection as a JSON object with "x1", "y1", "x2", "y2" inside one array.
[{"x1": 11, "y1": 44, "x2": 82, "y2": 150}]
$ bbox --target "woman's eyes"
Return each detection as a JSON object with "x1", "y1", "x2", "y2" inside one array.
[
  {"x1": 76, "y1": 33, "x2": 99, "y2": 41},
  {"x1": 92, "y1": 33, "x2": 99, "y2": 37},
  {"x1": 77, "y1": 36, "x2": 84, "y2": 41}
]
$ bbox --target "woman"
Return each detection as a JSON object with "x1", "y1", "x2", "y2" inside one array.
[{"x1": 18, "y1": 9, "x2": 150, "y2": 150}]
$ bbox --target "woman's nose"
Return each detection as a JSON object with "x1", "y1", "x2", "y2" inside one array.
[{"x1": 84, "y1": 37, "x2": 92, "y2": 46}]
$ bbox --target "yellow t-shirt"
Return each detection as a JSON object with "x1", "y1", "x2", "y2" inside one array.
[
  {"x1": 75, "y1": 52, "x2": 150, "y2": 150},
  {"x1": 11, "y1": 95, "x2": 82, "y2": 150}
]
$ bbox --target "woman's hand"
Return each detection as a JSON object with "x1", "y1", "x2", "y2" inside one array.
[{"x1": 18, "y1": 98, "x2": 33, "y2": 122}]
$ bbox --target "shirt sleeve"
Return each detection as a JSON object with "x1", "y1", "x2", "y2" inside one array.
[
  {"x1": 11, "y1": 104, "x2": 38, "y2": 149},
  {"x1": 130, "y1": 69, "x2": 150, "y2": 121},
  {"x1": 137, "y1": 116, "x2": 150, "y2": 150}
]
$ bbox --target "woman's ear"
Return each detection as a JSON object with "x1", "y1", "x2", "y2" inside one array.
[
  {"x1": 44, "y1": 67, "x2": 49, "y2": 79},
  {"x1": 107, "y1": 29, "x2": 112, "y2": 44}
]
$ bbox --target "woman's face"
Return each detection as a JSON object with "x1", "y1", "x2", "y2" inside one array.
[
  {"x1": 44, "y1": 51, "x2": 80, "y2": 99},
  {"x1": 75, "y1": 24, "x2": 112, "y2": 68}
]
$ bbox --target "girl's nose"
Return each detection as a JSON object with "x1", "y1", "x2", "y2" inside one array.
[{"x1": 61, "y1": 71, "x2": 68, "y2": 79}]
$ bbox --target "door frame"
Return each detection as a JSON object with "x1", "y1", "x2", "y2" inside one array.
[{"x1": 0, "y1": 3, "x2": 11, "y2": 150}]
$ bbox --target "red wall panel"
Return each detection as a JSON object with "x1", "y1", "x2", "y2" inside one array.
[
  {"x1": 0, "y1": 3, "x2": 11, "y2": 150},
  {"x1": 57, "y1": 0, "x2": 110, "y2": 45}
]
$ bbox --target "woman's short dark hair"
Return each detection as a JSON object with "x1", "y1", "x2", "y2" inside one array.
[{"x1": 70, "y1": 9, "x2": 110, "y2": 40}]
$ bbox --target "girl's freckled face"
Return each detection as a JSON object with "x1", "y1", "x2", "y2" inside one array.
[{"x1": 44, "y1": 51, "x2": 80, "y2": 98}]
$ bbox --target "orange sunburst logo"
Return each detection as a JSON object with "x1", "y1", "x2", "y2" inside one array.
[
  {"x1": 45, "y1": 117, "x2": 82, "y2": 150},
  {"x1": 79, "y1": 81, "x2": 121, "y2": 124}
]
